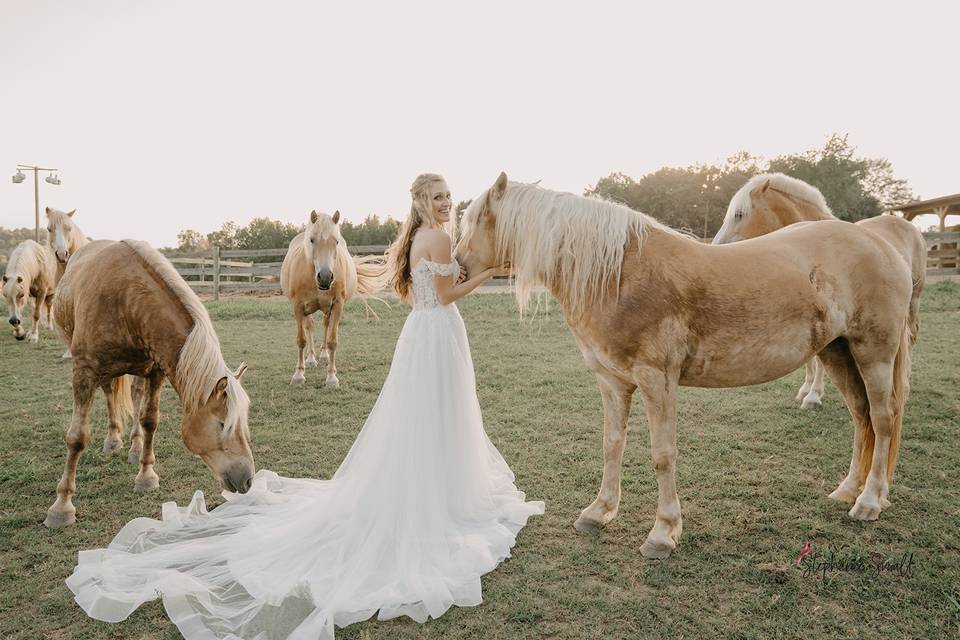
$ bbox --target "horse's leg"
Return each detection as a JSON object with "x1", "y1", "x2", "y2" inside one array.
[
  {"x1": 794, "y1": 359, "x2": 816, "y2": 404},
  {"x1": 134, "y1": 371, "x2": 164, "y2": 492},
  {"x1": 817, "y1": 342, "x2": 872, "y2": 504},
  {"x1": 319, "y1": 307, "x2": 332, "y2": 362},
  {"x1": 27, "y1": 291, "x2": 44, "y2": 342},
  {"x1": 101, "y1": 379, "x2": 125, "y2": 454},
  {"x1": 635, "y1": 368, "x2": 682, "y2": 559},
  {"x1": 44, "y1": 293, "x2": 55, "y2": 329},
  {"x1": 291, "y1": 309, "x2": 307, "y2": 385},
  {"x1": 127, "y1": 376, "x2": 147, "y2": 464},
  {"x1": 574, "y1": 371, "x2": 636, "y2": 534},
  {"x1": 800, "y1": 358, "x2": 827, "y2": 409},
  {"x1": 304, "y1": 313, "x2": 319, "y2": 368},
  {"x1": 44, "y1": 367, "x2": 97, "y2": 527},
  {"x1": 323, "y1": 299, "x2": 343, "y2": 388}
]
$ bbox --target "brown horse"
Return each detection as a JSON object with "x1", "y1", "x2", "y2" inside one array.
[
  {"x1": 456, "y1": 172, "x2": 913, "y2": 559},
  {"x1": 280, "y1": 210, "x2": 386, "y2": 387},
  {"x1": 45, "y1": 239, "x2": 255, "y2": 528},
  {"x1": 713, "y1": 173, "x2": 926, "y2": 409},
  {"x1": 2, "y1": 240, "x2": 57, "y2": 341}
]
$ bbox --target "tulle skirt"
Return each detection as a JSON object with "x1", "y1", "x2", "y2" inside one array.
[{"x1": 67, "y1": 304, "x2": 545, "y2": 639}]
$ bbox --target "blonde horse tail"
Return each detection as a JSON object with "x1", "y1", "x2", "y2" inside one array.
[
  {"x1": 885, "y1": 317, "x2": 912, "y2": 482},
  {"x1": 111, "y1": 375, "x2": 136, "y2": 421}
]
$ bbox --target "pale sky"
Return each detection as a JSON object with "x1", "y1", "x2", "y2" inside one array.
[{"x1": 2, "y1": 1, "x2": 957, "y2": 246}]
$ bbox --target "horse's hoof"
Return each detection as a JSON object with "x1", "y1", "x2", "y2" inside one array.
[
  {"x1": 134, "y1": 475, "x2": 160, "y2": 492},
  {"x1": 291, "y1": 372, "x2": 306, "y2": 386},
  {"x1": 801, "y1": 396, "x2": 823, "y2": 410},
  {"x1": 61, "y1": 351, "x2": 72, "y2": 359},
  {"x1": 794, "y1": 389, "x2": 809, "y2": 403},
  {"x1": 27, "y1": 333, "x2": 39, "y2": 343},
  {"x1": 640, "y1": 537, "x2": 676, "y2": 560},
  {"x1": 127, "y1": 448, "x2": 142, "y2": 464},
  {"x1": 325, "y1": 376, "x2": 340, "y2": 389},
  {"x1": 15, "y1": 334, "x2": 25, "y2": 341},
  {"x1": 102, "y1": 438, "x2": 123, "y2": 454},
  {"x1": 305, "y1": 355, "x2": 318, "y2": 368},
  {"x1": 828, "y1": 485, "x2": 858, "y2": 504},
  {"x1": 44, "y1": 508, "x2": 76, "y2": 528},
  {"x1": 880, "y1": 497, "x2": 892, "y2": 509},
  {"x1": 848, "y1": 498, "x2": 881, "y2": 521},
  {"x1": 573, "y1": 516, "x2": 602, "y2": 535},
  {"x1": 319, "y1": 350, "x2": 330, "y2": 362}
]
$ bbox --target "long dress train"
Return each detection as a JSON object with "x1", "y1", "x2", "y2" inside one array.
[{"x1": 66, "y1": 257, "x2": 544, "y2": 639}]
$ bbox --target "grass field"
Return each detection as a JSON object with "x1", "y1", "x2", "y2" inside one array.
[{"x1": 1, "y1": 283, "x2": 958, "y2": 639}]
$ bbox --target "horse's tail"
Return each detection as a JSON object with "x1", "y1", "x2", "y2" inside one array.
[
  {"x1": 352, "y1": 254, "x2": 388, "y2": 296},
  {"x1": 111, "y1": 375, "x2": 136, "y2": 421},
  {"x1": 885, "y1": 317, "x2": 912, "y2": 481}
]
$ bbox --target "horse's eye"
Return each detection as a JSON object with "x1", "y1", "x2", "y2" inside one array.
[
  {"x1": 310, "y1": 238, "x2": 315, "y2": 244},
  {"x1": 218, "y1": 421, "x2": 225, "y2": 431}
]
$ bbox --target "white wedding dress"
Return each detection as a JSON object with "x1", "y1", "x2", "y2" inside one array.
[{"x1": 67, "y1": 258, "x2": 545, "y2": 640}]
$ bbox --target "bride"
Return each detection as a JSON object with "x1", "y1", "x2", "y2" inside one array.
[{"x1": 67, "y1": 173, "x2": 545, "y2": 639}]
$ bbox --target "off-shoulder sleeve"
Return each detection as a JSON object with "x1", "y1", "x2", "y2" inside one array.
[{"x1": 424, "y1": 259, "x2": 460, "y2": 277}]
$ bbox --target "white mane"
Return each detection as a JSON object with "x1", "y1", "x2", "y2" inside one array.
[
  {"x1": 725, "y1": 173, "x2": 834, "y2": 223},
  {"x1": 463, "y1": 181, "x2": 676, "y2": 318},
  {"x1": 4, "y1": 240, "x2": 54, "y2": 281},
  {"x1": 120, "y1": 240, "x2": 249, "y2": 436}
]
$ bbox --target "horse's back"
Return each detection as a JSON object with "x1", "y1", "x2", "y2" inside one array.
[{"x1": 856, "y1": 216, "x2": 926, "y2": 281}]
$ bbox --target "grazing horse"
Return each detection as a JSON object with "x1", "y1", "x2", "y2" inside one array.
[
  {"x1": 280, "y1": 210, "x2": 386, "y2": 387},
  {"x1": 712, "y1": 173, "x2": 926, "y2": 409},
  {"x1": 456, "y1": 172, "x2": 913, "y2": 559},
  {"x1": 45, "y1": 239, "x2": 256, "y2": 528},
  {"x1": 2, "y1": 240, "x2": 57, "y2": 341}
]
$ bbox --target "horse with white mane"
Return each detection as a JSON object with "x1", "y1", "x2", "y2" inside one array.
[
  {"x1": 280, "y1": 210, "x2": 387, "y2": 387},
  {"x1": 456, "y1": 172, "x2": 913, "y2": 559},
  {"x1": 45, "y1": 239, "x2": 255, "y2": 528},
  {"x1": 2, "y1": 240, "x2": 57, "y2": 341},
  {"x1": 712, "y1": 173, "x2": 926, "y2": 409}
]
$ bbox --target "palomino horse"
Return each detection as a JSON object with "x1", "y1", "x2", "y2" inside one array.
[
  {"x1": 46, "y1": 206, "x2": 89, "y2": 358},
  {"x1": 45, "y1": 239, "x2": 255, "y2": 528},
  {"x1": 280, "y1": 210, "x2": 386, "y2": 387},
  {"x1": 456, "y1": 172, "x2": 913, "y2": 559},
  {"x1": 2, "y1": 240, "x2": 57, "y2": 341},
  {"x1": 712, "y1": 173, "x2": 926, "y2": 410}
]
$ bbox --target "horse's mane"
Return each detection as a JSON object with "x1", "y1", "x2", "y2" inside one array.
[
  {"x1": 464, "y1": 181, "x2": 676, "y2": 318},
  {"x1": 120, "y1": 240, "x2": 249, "y2": 435},
  {"x1": 727, "y1": 173, "x2": 834, "y2": 220}
]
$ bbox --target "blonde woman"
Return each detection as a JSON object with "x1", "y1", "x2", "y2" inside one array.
[{"x1": 68, "y1": 174, "x2": 544, "y2": 640}]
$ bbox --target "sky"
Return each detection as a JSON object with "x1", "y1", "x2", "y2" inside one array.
[{"x1": 2, "y1": 1, "x2": 958, "y2": 246}]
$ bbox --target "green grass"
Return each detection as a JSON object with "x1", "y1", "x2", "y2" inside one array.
[{"x1": 1, "y1": 284, "x2": 958, "y2": 639}]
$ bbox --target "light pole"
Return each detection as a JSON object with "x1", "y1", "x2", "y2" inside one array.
[{"x1": 12, "y1": 164, "x2": 61, "y2": 242}]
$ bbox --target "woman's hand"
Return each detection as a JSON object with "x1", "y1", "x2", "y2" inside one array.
[{"x1": 457, "y1": 265, "x2": 468, "y2": 285}]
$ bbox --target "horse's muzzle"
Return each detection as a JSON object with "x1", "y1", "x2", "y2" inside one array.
[
  {"x1": 9, "y1": 317, "x2": 20, "y2": 326},
  {"x1": 222, "y1": 464, "x2": 254, "y2": 494},
  {"x1": 316, "y1": 272, "x2": 334, "y2": 291}
]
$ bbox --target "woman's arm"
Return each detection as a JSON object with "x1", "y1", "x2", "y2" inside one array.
[{"x1": 426, "y1": 233, "x2": 501, "y2": 305}]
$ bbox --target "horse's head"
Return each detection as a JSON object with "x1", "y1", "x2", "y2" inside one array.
[
  {"x1": 1, "y1": 274, "x2": 27, "y2": 340},
  {"x1": 455, "y1": 171, "x2": 510, "y2": 277},
  {"x1": 46, "y1": 207, "x2": 79, "y2": 263},
  {"x1": 304, "y1": 210, "x2": 343, "y2": 291},
  {"x1": 180, "y1": 363, "x2": 256, "y2": 493},
  {"x1": 713, "y1": 179, "x2": 779, "y2": 245}
]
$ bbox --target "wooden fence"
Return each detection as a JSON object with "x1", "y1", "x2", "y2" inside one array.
[
  {"x1": 163, "y1": 245, "x2": 388, "y2": 299},
  {"x1": 166, "y1": 232, "x2": 960, "y2": 298}
]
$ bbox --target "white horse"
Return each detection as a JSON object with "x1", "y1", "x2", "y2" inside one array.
[
  {"x1": 46, "y1": 207, "x2": 90, "y2": 358},
  {"x1": 2, "y1": 240, "x2": 58, "y2": 341}
]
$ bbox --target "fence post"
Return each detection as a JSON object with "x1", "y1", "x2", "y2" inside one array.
[{"x1": 212, "y1": 246, "x2": 221, "y2": 301}]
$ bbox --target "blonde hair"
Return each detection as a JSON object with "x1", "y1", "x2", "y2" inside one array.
[{"x1": 387, "y1": 173, "x2": 455, "y2": 300}]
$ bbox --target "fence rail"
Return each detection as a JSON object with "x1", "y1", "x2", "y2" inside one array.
[
  {"x1": 163, "y1": 245, "x2": 389, "y2": 299},
  {"x1": 165, "y1": 232, "x2": 960, "y2": 298}
]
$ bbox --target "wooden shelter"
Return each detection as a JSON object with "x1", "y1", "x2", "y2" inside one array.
[{"x1": 890, "y1": 193, "x2": 960, "y2": 231}]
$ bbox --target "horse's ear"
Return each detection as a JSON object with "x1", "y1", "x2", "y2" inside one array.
[
  {"x1": 310, "y1": 210, "x2": 318, "y2": 224},
  {"x1": 234, "y1": 362, "x2": 248, "y2": 380},
  {"x1": 214, "y1": 376, "x2": 229, "y2": 398},
  {"x1": 332, "y1": 210, "x2": 341, "y2": 224},
  {"x1": 760, "y1": 179, "x2": 771, "y2": 194},
  {"x1": 492, "y1": 171, "x2": 508, "y2": 200},
  {"x1": 67, "y1": 209, "x2": 76, "y2": 217},
  {"x1": 45, "y1": 207, "x2": 51, "y2": 215}
]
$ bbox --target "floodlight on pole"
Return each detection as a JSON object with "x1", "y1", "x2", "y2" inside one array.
[{"x1": 12, "y1": 164, "x2": 61, "y2": 242}]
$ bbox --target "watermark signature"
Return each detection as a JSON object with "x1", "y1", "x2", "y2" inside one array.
[{"x1": 796, "y1": 542, "x2": 917, "y2": 581}]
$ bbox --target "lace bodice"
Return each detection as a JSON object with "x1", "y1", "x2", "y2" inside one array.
[{"x1": 411, "y1": 258, "x2": 459, "y2": 309}]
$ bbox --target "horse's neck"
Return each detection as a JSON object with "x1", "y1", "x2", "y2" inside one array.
[
  {"x1": 134, "y1": 294, "x2": 195, "y2": 385},
  {"x1": 773, "y1": 191, "x2": 833, "y2": 224},
  {"x1": 71, "y1": 227, "x2": 89, "y2": 250}
]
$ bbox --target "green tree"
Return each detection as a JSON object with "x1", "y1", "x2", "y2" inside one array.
[
  {"x1": 176, "y1": 229, "x2": 208, "y2": 252},
  {"x1": 206, "y1": 221, "x2": 240, "y2": 249},
  {"x1": 234, "y1": 217, "x2": 303, "y2": 250}
]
